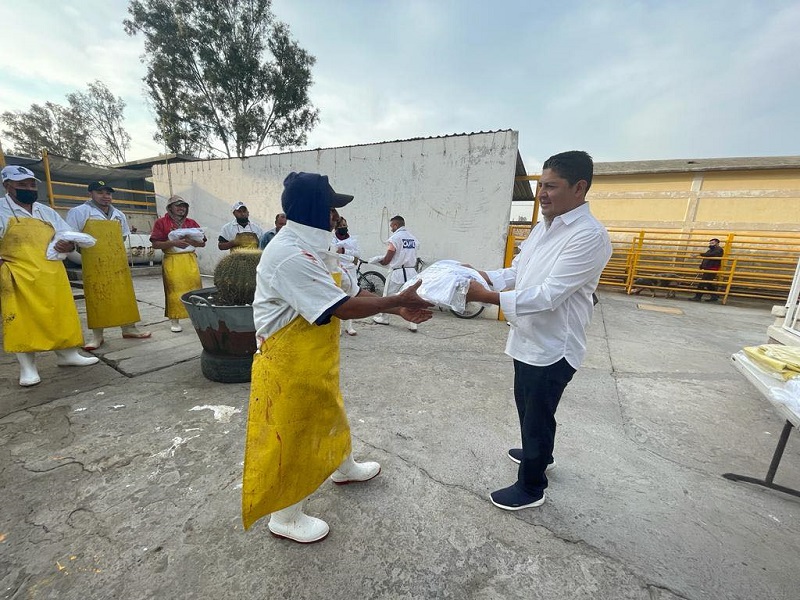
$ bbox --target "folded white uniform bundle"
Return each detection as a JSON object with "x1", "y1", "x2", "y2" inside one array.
[
  {"x1": 47, "y1": 231, "x2": 97, "y2": 260},
  {"x1": 400, "y1": 259, "x2": 489, "y2": 313},
  {"x1": 168, "y1": 227, "x2": 205, "y2": 253}
]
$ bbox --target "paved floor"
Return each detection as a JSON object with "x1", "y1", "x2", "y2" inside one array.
[{"x1": 1, "y1": 276, "x2": 799, "y2": 600}]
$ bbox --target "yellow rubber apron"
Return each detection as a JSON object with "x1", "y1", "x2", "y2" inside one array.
[
  {"x1": 242, "y1": 311, "x2": 351, "y2": 530},
  {"x1": 0, "y1": 217, "x2": 83, "y2": 352},
  {"x1": 231, "y1": 232, "x2": 259, "y2": 252},
  {"x1": 162, "y1": 251, "x2": 202, "y2": 319},
  {"x1": 80, "y1": 219, "x2": 141, "y2": 329}
]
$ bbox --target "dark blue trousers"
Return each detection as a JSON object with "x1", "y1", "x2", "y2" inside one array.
[{"x1": 513, "y1": 358, "x2": 576, "y2": 497}]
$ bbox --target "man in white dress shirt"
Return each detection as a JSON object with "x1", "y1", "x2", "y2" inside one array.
[{"x1": 466, "y1": 151, "x2": 612, "y2": 511}]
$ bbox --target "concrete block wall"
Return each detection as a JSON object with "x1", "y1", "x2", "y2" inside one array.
[{"x1": 151, "y1": 131, "x2": 519, "y2": 281}]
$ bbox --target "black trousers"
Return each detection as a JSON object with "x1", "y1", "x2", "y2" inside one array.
[
  {"x1": 696, "y1": 271, "x2": 719, "y2": 296},
  {"x1": 513, "y1": 358, "x2": 576, "y2": 497}
]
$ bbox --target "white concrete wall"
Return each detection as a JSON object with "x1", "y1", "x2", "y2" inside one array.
[{"x1": 151, "y1": 131, "x2": 518, "y2": 289}]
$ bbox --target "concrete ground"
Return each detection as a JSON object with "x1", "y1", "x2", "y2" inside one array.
[{"x1": 1, "y1": 275, "x2": 799, "y2": 600}]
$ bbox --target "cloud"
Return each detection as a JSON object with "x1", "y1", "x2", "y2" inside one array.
[{"x1": 2, "y1": 0, "x2": 799, "y2": 164}]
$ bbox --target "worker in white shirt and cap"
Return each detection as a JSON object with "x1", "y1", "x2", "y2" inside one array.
[
  {"x1": 466, "y1": 151, "x2": 612, "y2": 511},
  {"x1": 218, "y1": 202, "x2": 265, "y2": 252},
  {"x1": 66, "y1": 180, "x2": 151, "y2": 350},
  {"x1": 241, "y1": 172, "x2": 433, "y2": 544},
  {"x1": 0, "y1": 165, "x2": 99, "y2": 387}
]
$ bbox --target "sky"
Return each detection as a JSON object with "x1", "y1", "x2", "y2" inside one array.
[{"x1": 1, "y1": 0, "x2": 798, "y2": 173}]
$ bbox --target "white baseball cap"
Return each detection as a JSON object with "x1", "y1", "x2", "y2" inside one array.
[
  {"x1": 1, "y1": 165, "x2": 40, "y2": 182},
  {"x1": 232, "y1": 201, "x2": 247, "y2": 211}
]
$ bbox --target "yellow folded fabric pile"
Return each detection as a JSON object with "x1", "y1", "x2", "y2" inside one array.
[{"x1": 743, "y1": 345, "x2": 800, "y2": 381}]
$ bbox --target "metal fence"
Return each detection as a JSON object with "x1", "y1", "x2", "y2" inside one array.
[
  {"x1": 41, "y1": 151, "x2": 157, "y2": 216},
  {"x1": 505, "y1": 224, "x2": 800, "y2": 304}
]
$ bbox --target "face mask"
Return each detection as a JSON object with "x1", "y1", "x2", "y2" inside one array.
[
  {"x1": 336, "y1": 227, "x2": 348, "y2": 236},
  {"x1": 15, "y1": 189, "x2": 38, "y2": 204},
  {"x1": 236, "y1": 217, "x2": 249, "y2": 226}
]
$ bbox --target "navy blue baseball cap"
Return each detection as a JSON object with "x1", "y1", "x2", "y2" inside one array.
[{"x1": 281, "y1": 172, "x2": 354, "y2": 230}]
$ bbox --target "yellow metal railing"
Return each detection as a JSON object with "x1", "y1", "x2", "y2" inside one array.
[
  {"x1": 0, "y1": 148, "x2": 157, "y2": 216},
  {"x1": 602, "y1": 229, "x2": 800, "y2": 303},
  {"x1": 505, "y1": 224, "x2": 800, "y2": 304},
  {"x1": 514, "y1": 174, "x2": 541, "y2": 223},
  {"x1": 41, "y1": 150, "x2": 157, "y2": 215}
]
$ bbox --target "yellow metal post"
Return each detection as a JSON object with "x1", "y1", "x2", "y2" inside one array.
[
  {"x1": 515, "y1": 174, "x2": 540, "y2": 224},
  {"x1": 722, "y1": 258, "x2": 737, "y2": 304},
  {"x1": 41, "y1": 149, "x2": 56, "y2": 208},
  {"x1": 0, "y1": 139, "x2": 6, "y2": 168},
  {"x1": 625, "y1": 232, "x2": 645, "y2": 293}
]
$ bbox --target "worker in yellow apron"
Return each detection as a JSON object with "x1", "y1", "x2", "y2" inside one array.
[
  {"x1": 241, "y1": 171, "x2": 433, "y2": 543},
  {"x1": 217, "y1": 202, "x2": 265, "y2": 253},
  {"x1": 1, "y1": 165, "x2": 99, "y2": 386},
  {"x1": 149, "y1": 196, "x2": 206, "y2": 332},
  {"x1": 66, "y1": 181, "x2": 151, "y2": 350}
]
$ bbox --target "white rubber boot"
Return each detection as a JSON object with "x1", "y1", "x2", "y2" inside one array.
[
  {"x1": 170, "y1": 319, "x2": 183, "y2": 333},
  {"x1": 83, "y1": 328, "x2": 105, "y2": 351},
  {"x1": 55, "y1": 348, "x2": 100, "y2": 367},
  {"x1": 16, "y1": 353, "x2": 41, "y2": 387},
  {"x1": 268, "y1": 500, "x2": 329, "y2": 544},
  {"x1": 330, "y1": 453, "x2": 381, "y2": 484},
  {"x1": 372, "y1": 315, "x2": 389, "y2": 325},
  {"x1": 343, "y1": 320, "x2": 357, "y2": 336}
]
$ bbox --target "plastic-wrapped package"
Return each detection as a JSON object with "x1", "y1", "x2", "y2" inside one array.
[
  {"x1": 400, "y1": 259, "x2": 489, "y2": 313},
  {"x1": 167, "y1": 227, "x2": 205, "y2": 253},
  {"x1": 770, "y1": 378, "x2": 800, "y2": 417},
  {"x1": 47, "y1": 231, "x2": 97, "y2": 260},
  {"x1": 743, "y1": 344, "x2": 800, "y2": 380}
]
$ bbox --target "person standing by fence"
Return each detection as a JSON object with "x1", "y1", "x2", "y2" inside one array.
[{"x1": 691, "y1": 238, "x2": 724, "y2": 302}]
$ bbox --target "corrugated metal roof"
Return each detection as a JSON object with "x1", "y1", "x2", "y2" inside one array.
[
  {"x1": 4, "y1": 153, "x2": 152, "y2": 184},
  {"x1": 111, "y1": 154, "x2": 200, "y2": 171},
  {"x1": 595, "y1": 156, "x2": 800, "y2": 175},
  {"x1": 296, "y1": 129, "x2": 517, "y2": 153}
]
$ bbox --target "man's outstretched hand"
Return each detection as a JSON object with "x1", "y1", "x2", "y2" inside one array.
[{"x1": 395, "y1": 280, "x2": 433, "y2": 323}]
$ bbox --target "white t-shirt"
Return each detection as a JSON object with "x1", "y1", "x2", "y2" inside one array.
[
  {"x1": 486, "y1": 203, "x2": 612, "y2": 370},
  {"x1": 219, "y1": 219, "x2": 265, "y2": 242},
  {"x1": 253, "y1": 221, "x2": 348, "y2": 342},
  {"x1": 65, "y1": 201, "x2": 131, "y2": 237}
]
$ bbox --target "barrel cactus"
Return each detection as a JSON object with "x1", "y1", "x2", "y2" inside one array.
[{"x1": 213, "y1": 249, "x2": 262, "y2": 306}]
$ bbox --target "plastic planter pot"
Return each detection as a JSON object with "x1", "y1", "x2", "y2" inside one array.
[{"x1": 181, "y1": 287, "x2": 256, "y2": 383}]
